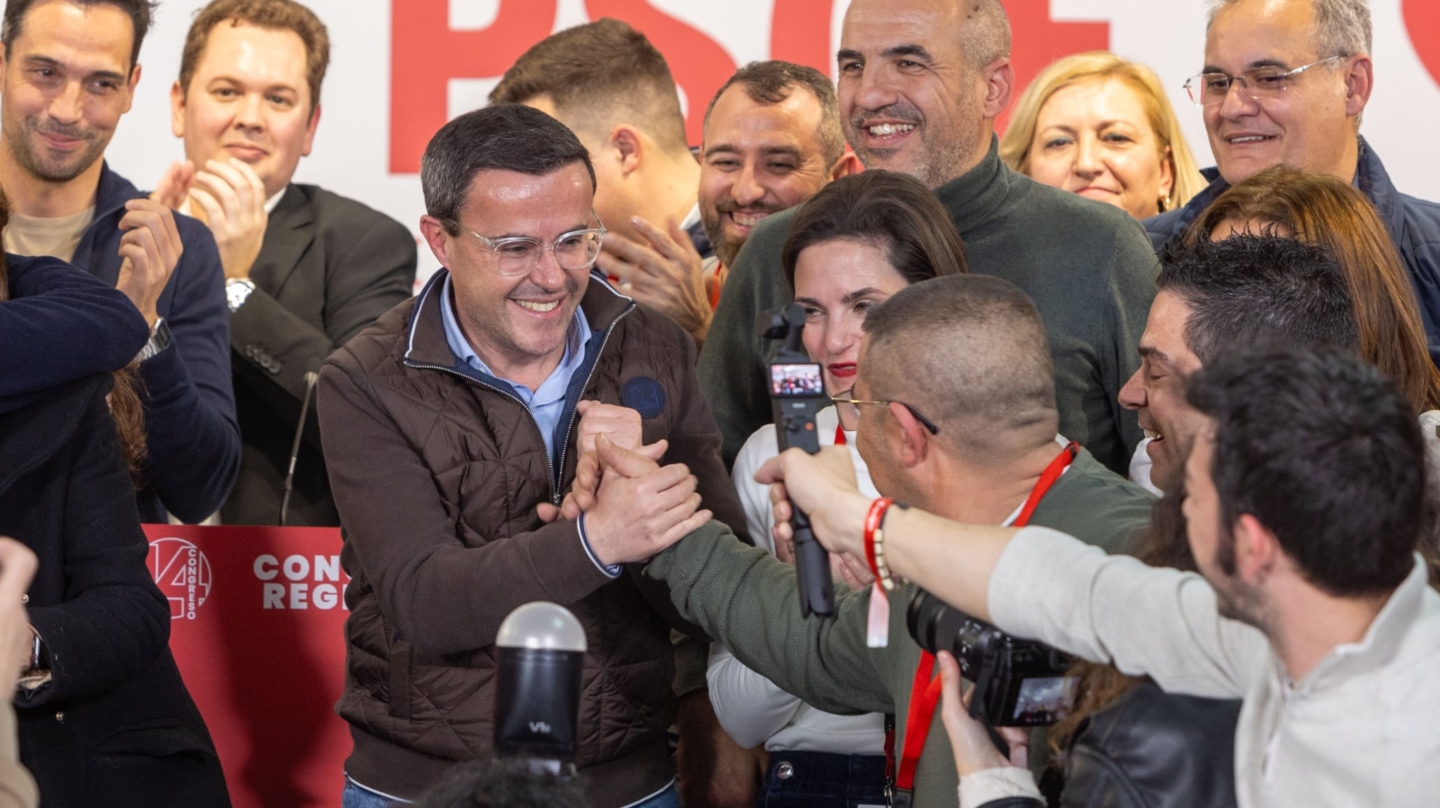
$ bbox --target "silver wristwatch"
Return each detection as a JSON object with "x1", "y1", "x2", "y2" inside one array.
[
  {"x1": 135, "y1": 317, "x2": 173, "y2": 363},
  {"x1": 227, "y1": 277, "x2": 256, "y2": 313}
]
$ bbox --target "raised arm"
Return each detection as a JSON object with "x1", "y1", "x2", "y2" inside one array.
[
  {"x1": 0, "y1": 258, "x2": 148, "y2": 413},
  {"x1": 760, "y1": 447, "x2": 1265, "y2": 699},
  {"x1": 136, "y1": 222, "x2": 240, "y2": 522}
]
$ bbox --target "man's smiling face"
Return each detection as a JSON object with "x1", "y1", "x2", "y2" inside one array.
[
  {"x1": 1202, "y1": 0, "x2": 1361, "y2": 185},
  {"x1": 836, "y1": 0, "x2": 988, "y2": 188},
  {"x1": 1118, "y1": 290, "x2": 1208, "y2": 491},
  {"x1": 434, "y1": 163, "x2": 595, "y2": 377}
]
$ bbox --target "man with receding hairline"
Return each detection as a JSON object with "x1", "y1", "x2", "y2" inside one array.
[
  {"x1": 570, "y1": 273, "x2": 1155, "y2": 807},
  {"x1": 699, "y1": 0, "x2": 1158, "y2": 477},
  {"x1": 1145, "y1": 0, "x2": 1440, "y2": 361}
]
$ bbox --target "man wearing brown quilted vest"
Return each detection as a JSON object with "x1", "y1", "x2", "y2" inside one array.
[{"x1": 317, "y1": 104, "x2": 752, "y2": 808}]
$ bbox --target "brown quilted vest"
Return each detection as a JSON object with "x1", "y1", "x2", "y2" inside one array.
[{"x1": 320, "y1": 273, "x2": 744, "y2": 805}]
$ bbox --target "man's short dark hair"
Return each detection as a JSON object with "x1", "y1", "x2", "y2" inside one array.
[
  {"x1": 3, "y1": 0, "x2": 156, "y2": 68},
  {"x1": 1188, "y1": 347, "x2": 1425, "y2": 596},
  {"x1": 487, "y1": 18, "x2": 687, "y2": 153},
  {"x1": 421, "y1": 104, "x2": 597, "y2": 234},
  {"x1": 702, "y1": 60, "x2": 844, "y2": 167},
  {"x1": 415, "y1": 760, "x2": 589, "y2": 808},
  {"x1": 1157, "y1": 234, "x2": 1358, "y2": 364},
  {"x1": 863, "y1": 274, "x2": 1057, "y2": 465},
  {"x1": 179, "y1": 0, "x2": 329, "y2": 111}
]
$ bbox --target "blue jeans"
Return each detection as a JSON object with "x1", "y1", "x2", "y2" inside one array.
[
  {"x1": 756, "y1": 751, "x2": 888, "y2": 808},
  {"x1": 342, "y1": 777, "x2": 410, "y2": 808}
]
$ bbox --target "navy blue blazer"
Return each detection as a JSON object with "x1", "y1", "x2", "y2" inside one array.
[{"x1": 68, "y1": 163, "x2": 240, "y2": 523}]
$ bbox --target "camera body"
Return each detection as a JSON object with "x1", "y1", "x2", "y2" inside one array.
[
  {"x1": 758, "y1": 304, "x2": 835, "y2": 618},
  {"x1": 907, "y1": 591, "x2": 1076, "y2": 727}
]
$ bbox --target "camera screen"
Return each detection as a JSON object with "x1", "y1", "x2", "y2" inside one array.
[
  {"x1": 771, "y1": 364, "x2": 825, "y2": 397},
  {"x1": 1010, "y1": 676, "x2": 1078, "y2": 724}
]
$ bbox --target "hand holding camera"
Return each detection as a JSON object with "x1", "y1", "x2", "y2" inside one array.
[{"x1": 937, "y1": 651, "x2": 1031, "y2": 777}]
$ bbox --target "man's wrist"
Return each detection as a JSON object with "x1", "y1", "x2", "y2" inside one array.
[
  {"x1": 134, "y1": 317, "x2": 173, "y2": 363},
  {"x1": 823, "y1": 490, "x2": 874, "y2": 558},
  {"x1": 577, "y1": 513, "x2": 622, "y2": 578}
]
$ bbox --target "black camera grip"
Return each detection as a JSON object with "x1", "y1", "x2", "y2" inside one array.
[{"x1": 790, "y1": 508, "x2": 835, "y2": 618}]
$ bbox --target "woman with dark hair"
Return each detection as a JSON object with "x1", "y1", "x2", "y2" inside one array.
[
  {"x1": 0, "y1": 189, "x2": 231, "y2": 807},
  {"x1": 713, "y1": 170, "x2": 968, "y2": 808}
]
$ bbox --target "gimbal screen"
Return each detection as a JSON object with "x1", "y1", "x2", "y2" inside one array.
[{"x1": 771, "y1": 364, "x2": 824, "y2": 397}]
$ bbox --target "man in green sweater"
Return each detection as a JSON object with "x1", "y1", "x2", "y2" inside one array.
[
  {"x1": 579, "y1": 276, "x2": 1154, "y2": 806},
  {"x1": 699, "y1": 0, "x2": 1158, "y2": 474}
]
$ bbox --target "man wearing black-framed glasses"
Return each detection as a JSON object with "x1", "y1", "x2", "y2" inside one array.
[
  {"x1": 1146, "y1": 0, "x2": 1440, "y2": 364},
  {"x1": 317, "y1": 104, "x2": 754, "y2": 808}
]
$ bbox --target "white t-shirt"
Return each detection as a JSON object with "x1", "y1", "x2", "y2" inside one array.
[{"x1": 709, "y1": 405, "x2": 886, "y2": 754}]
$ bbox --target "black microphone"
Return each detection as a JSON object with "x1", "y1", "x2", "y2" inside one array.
[
  {"x1": 279, "y1": 368, "x2": 320, "y2": 527},
  {"x1": 494, "y1": 602, "x2": 586, "y2": 775}
]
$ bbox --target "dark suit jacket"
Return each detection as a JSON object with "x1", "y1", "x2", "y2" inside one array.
[
  {"x1": 4, "y1": 375, "x2": 229, "y2": 808},
  {"x1": 221, "y1": 184, "x2": 416, "y2": 526}
]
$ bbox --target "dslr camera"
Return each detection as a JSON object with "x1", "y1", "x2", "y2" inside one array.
[
  {"x1": 758, "y1": 303, "x2": 835, "y2": 619},
  {"x1": 907, "y1": 591, "x2": 1076, "y2": 727}
]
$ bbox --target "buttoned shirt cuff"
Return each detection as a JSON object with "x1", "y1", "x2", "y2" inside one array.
[
  {"x1": 577, "y1": 513, "x2": 622, "y2": 578},
  {"x1": 958, "y1": 767, "x2": 1042, "y2": 808}
]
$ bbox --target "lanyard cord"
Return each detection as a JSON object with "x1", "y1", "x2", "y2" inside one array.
[{"x1": 892, "y1": 442, "x2": 1079, "y2": 792}]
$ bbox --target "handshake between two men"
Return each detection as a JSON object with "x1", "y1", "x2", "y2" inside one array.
[{"x1": 538, "y1": 400, "x2": 874, "y2": 591}]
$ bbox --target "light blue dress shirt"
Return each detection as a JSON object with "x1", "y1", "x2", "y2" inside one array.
[{"x1": 439, "y1": 276, "x2": 620, "y2": 578}]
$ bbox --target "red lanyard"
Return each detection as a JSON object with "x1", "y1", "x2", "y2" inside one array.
[
  {"x1": 835, "y1": 424, "x2": 847, "y2": 446},
  {"x1": 891, "y1": 442, "x2": 1078, "y2": 794}
]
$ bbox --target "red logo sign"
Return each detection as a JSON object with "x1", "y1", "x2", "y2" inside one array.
[
  {"x1": 1405, "y1": 0, "x2": 1440, "y2": 90},
  {"x1": 149, "y1": 537, "x2": 213, "y2": 620}
]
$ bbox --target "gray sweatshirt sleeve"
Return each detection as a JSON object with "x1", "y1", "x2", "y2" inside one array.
[{"x1": 988, "y1": 527, "x2": 1267, "y2": 699}]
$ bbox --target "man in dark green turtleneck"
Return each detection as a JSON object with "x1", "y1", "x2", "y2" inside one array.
[{"x1": 699, "y1": 0, "x2": 1158, "y2": 474}]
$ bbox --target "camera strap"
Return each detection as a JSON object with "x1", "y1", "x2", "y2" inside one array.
[{"x1": 886, "y1": 441, "x2": 1079, "y2": 806}]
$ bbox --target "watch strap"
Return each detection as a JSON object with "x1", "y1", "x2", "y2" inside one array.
[
  {"x1": 226, "y1": 277, "x2": 256, "y2": 313},
  {"x1": 135, "y1": 317, "x2": 173, "y2": 363}
]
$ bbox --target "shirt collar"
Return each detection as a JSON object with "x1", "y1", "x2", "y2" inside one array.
[
  {"x1": 680, "y1": 202, "x2": 702, "y2": 232},
  {"x1": 263, "y1": 186, "x2": 287, "y2": 214},
  {"x1": 1293, "y1": 555, "x2": 1431, "y2": 690},
  {"x1": 438, "y1": 274, "x2": 590, "y2": 394}
]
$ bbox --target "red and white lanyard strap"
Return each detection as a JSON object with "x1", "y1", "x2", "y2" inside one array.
[{"x1": 888, "y1": 442, "x2": 1079, "y2": 803}]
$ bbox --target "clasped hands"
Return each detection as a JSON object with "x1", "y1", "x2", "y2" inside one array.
[{"x1": 536, "y1": 401, "x2": 711, "y2": 567}]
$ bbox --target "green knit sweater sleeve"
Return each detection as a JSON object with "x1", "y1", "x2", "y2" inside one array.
[{"x1": 646, "y1": 522, "x2": 895, "y2": 716}]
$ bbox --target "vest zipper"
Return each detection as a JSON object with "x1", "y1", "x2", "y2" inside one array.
[
  {"x1": 404, "y1": 304, "x2": 634, "y2": 505},
  {"x1": 551, "y1": 309, "x2": 632, "y2": 500}
]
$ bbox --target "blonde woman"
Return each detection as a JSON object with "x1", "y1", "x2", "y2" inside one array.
[{"x1": 1001, "y1": 52, "x2": 1205, "y2": 220}]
